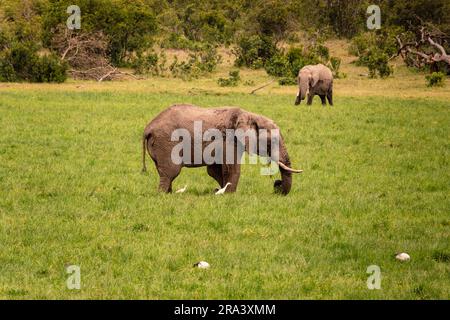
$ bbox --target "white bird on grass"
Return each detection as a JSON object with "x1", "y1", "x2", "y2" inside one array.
[
  {"x1": 215, "y1": 182, "x2": 232, "y2": 195},
  {"x1": 193, "y1": 261, "x2": 210, "y2": 269},
  {"x1": 175, "y1": 185, "x2": 187, "y2": 193},
  {"x1": 395, "y1": 252, "x2": 411, "y2": 262}
]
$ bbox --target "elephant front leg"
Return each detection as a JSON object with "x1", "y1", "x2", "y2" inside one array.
[
  {"x1": 221, "y1": 164, "x2": 241, "y2": 193},
  {"x1": 306, "y1": 93, "x2": 314, "y2": 105},
  {"x1": 207, "y1": 164, "x2": 224, "y2": 188},
  {"x1": 294, "y1": 92, "x2": 301, "y2": 105}
]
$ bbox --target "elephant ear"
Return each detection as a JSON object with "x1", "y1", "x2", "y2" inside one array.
[
  {"x1": 235, "y1": 112, "x2": 259, "y2": 131},
  {"x1": 309, "y1": 72, "x2": 320, "y2": 87},
  {"x1": 233, "y1": 112, "x2": 262, "y2": 154}
]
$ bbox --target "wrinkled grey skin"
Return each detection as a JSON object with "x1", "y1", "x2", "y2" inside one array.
[
  {"x1": 142, "y1": 104, "x2": 302, "y2": 194},
  {"x1": 294, "y1": 64, "x2": 333, "y2": 106}
]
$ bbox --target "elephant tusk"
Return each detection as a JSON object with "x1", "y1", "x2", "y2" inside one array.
[{"x1": 277, "y1": 161, "x2": 303, "y2": 173}]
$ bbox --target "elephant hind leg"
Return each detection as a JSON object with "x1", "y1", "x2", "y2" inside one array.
[
  {"x1": 207, "y1": 164, "x2": 224, "y2": 188},
  {"x1": 327, "y1": 90, "x2": 333, "y2": 106},
  {"x1": 157, "y1": 165, "x2": 181, "y2": 193},
  {"x1": 319, "y1": 95, "x2": 326, "y2": 106}
]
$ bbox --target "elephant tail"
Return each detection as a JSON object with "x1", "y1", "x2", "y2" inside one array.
[{"x1": 142, "y1": 132, "x2": 150, "y2": 173}]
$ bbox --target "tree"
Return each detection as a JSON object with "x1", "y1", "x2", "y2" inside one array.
[
  {"x1": 253, "y1": 0, "x2": 293, "y2": 42},
  {"x1": 42, "y1": 0, "x2": 158, "y2": 65},
  {"x1": 392, "y1": 22, "x2": 450, "y2": 73}
]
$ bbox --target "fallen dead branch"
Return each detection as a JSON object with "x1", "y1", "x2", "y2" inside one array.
[
  {"x1": 250, "y1": 79, "x2": 276, "y2": 94},
  {"x1": 391, "y1": 22, "x2": 450, "y2": 72},
  {"x1": 50, "y1": 25, "x2": 135, "y2": 81}
]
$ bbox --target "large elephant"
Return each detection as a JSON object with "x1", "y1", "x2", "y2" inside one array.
[
  {"x1": 142, "y1": 104, "x2": 303, "y2": 194},
  {"x1": 294, "y1": 64, "x2": 333, "y2": 106}
]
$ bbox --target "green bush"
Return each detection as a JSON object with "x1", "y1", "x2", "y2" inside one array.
[
  {"x1": 233, "y1": 34, "x2": 278, "y2": 69},
  {"x1": 264, "y1": 54, "x2": 290, "y2": 77},
  {"x1": 313, "y1": 44, "x2": 330, "y2": 61},
  {"x1": 263, "y1": 46, "x2": 323, "y2": 81},
  {"x1": 0, "y1": 42, "x2": 67, "y2": 83},
  {"x1": 0, "y1": 58, "x2": 18, "y2": 82},
  {"x1": 169, "y1": 45, "x2": 221, "y2": 80},
  {"x1": 349, "y1": 29, "x2": 400, "y2": 78},
  {"x1": 198, "y1": 45, "x2": 222, "y2": 73},
  {"x1": 217, "y1": 70, "x2": 240, "y2": 86},
  {"x1": 278, "y1": 77, "x2": 297, "y2": 86},
  {"x1": 181, "y1": 5, "x2": 230, "y2": 44},
  {"x1": 349, "y1": 29, "x2": 399, "y2": 66},
  {"x1": 329, "y1": 56, "x2": 344, "y2": 78},
  {"x1": 42, "y1": 0, "x2": 158, "y2": 65},
  {"x1": 426, "y1": 72, "x2": 446, "y2": 87},
  {"x1": 132, "y1": 52, "x2": 160, "y2": 75},
  {"x1": 367, "y1": 50, "x2": 393, "y2": 78},
  {"x1": 31, "y1": 54, "x2": 68, "y2": 83},
  {"x1": 160, "y1": 33, "x2": 197, "y2": 50},
  {"x1": 254, "y1": 0, "x2": 291, "y2": 40},
  {"x1": 286, "y1": 47, "x2": 319, "y2": 76}
]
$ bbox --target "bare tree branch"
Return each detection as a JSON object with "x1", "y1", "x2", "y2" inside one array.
[
  {"x1": 392, "y1": 22, "x2": 450, "y2": 71},
  {"x1": 50, "y1": 25, "x2": 136, "y2": 81}
]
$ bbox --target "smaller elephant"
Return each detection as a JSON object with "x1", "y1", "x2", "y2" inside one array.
[{"x1": 294, "y1": 64, "x2": 333, "y2": 106}]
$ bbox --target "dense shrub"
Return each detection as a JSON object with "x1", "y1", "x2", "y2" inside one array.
[
  {"x1": 169, "y1": 45, "x2": 222, "y2": 80},
  {"x1": 426, "y1": 72, "x2": 446, "y2": 87},
  {"x1": 264, "y1": 45, "x2": 339, "y2": 83},
  {"x1": 278, "y1": 77, "x2": 297, "y2": 86},
  {"x1": 217, "y1": 70, "x2": 240, "y2": 86},
  {"x1": 42, "y1": 0, "x2": 158, "y2": 65},
  {"x1": 367, "y1": 50, "x2": 393, "y2": 78},
  {"x1": 0, "y1": 42, "x2": 67, "y2": 83},
  {"x1": 350, "y1": 31, "x2": 398, "y2": 66},
  {"x1": 2, "y1": 0, "x2": 448, "y2": 82},
  {"x1": 160, "y1": 33, "x2": 196, "y2": 50},
  {"x1": 349, "y1": 29, "x2": 400, "y2": 78},
  {"x1": 264, "y1": 54, "x2": 290, "y2": 77},
  {"x1": 198, "y1": 45, "x2": 223, "y2": 73},
  {"x1": 31, "y1": 55, "x2": 68, "y2": 83},
  {"x1": 252, "y1": 0, "x2": 293, "y2": 41},
  {"x1": 286, "y1": 47, "x2": 320, "y2": 75},
  {"x1": 329, "y1": 56, "x2": 344, "y2": 78},
  {"x1": 313, "y1": 44, "x2": 330, "y2": 61},
  {"x1": 181, "y1": 6, "x2": 231, "y2": 44},
  {"x1": 132, "y1": 53, "x2": 160, "y2": 75},
  {"x1": 233, "y1": 34, "x2": 278, "y2": 69}
]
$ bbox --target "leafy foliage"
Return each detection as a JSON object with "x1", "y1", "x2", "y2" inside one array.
[
  {"x1": 349, "y1": 29, "x2": 400, "y2": 78},
  {"x1": 426, "y1": 72, "x2": 446, "y2": 87},
  {"x1": 233, "y1": 34, "x2": 278, "y2": 69},
  {"x1": 132, "y1": 53, "x2": 161, "y2": 76},
  {"x1": 264, "y1": 45, "x2": 340, "y2": 83},
  {"x1": 217, "y1": 70, "x2": 240, "y2": 86},
  {"x1": 0, "y1": 41, "x2": 67, "y2": 83},
  {"x1": 169, "y1": 45, "x2": 222, "y2": 80},
  {"x1": 367, "y1": 50, "x2": 393, "y2": 78},
  {"x1": 251, "y1": 0, "x2": 294, "y2": 41},
  {"x1": 1, "y1": 0, "x2": 449, "y2": 82},
  {"x1": 42, "y1": 0, "x2": 158, "y2": 65}
]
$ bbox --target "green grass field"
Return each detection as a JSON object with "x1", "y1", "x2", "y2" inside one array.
[{"x1": 0, "y1": 59, "x2": 449, "y2": 299}]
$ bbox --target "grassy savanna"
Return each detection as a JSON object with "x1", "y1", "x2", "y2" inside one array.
[{"x1": 0, "y1": 44, "x2": 449, "y2": 299}]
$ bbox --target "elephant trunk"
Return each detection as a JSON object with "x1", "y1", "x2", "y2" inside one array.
[
  {"x1": 295, "y1": 80, "x2": 308, "y2": 105},
  {"x1": 273, "y1": 139, "x2": 302, "y2": 195},
  {"x1": 300, "y1": 80, "x2": 308, "y2": 100}
]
